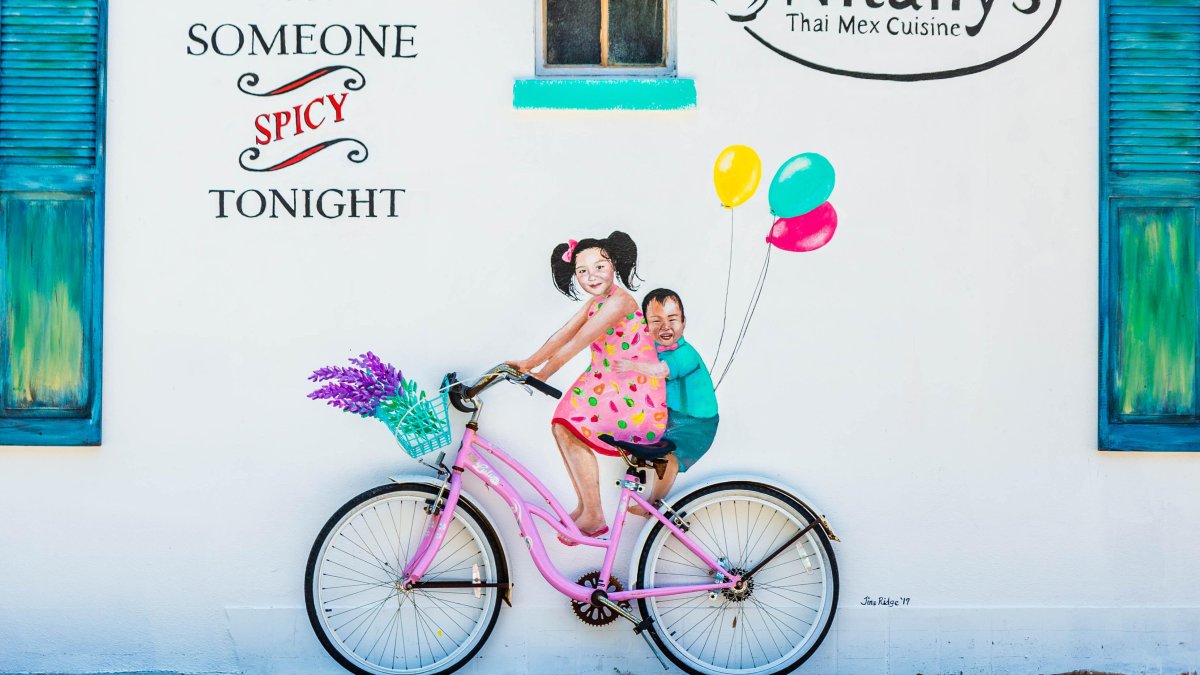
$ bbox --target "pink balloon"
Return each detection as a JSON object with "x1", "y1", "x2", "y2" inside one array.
[{"x1": 766, "y1": 202, "x2": 837, "y2": 252}]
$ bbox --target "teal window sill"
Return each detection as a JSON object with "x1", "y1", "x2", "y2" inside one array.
[{"x1": 513, "y1": 78, "x2": 696, "y2": 111}]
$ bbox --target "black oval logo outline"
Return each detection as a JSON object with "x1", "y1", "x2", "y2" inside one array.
[{"x1": 743, "y1": 0, "x2": 1060, "y2": 82}]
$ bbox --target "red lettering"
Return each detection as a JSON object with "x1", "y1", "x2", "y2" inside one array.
[
  {"x1": 327, "y1": 92, "x2": 348, "y2": 122},
  {"x1": 254, "y1": 114, "x2": 272, "y2": 146},
  {"x1": 273, "y1": 110, "x2": 292, "y2": 142},
  {"x1": 304, "y1": 98, "x2": 325, "y2": 130},
  {"x1": 253, "y1": 92, "x2": 349, "y2": 146}
]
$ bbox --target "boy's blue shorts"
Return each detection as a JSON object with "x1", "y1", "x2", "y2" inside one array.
[{"x1": 665, "y1": 411, "x2": 719, "y2": 472}]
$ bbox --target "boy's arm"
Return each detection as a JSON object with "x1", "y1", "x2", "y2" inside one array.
[
  {"x1": 614, "y1": 358, "x2": 669, "y2": 378},
  {"x1": 659, "y1": 345, "x2": 702, "y2": 380}
]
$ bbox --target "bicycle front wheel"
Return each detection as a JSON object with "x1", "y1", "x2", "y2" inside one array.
[
  {"x1": 635, "y1": 481, "x2": 839, "y2": 675},
  {"x1": 305, "y1": 483, "x2": 508, "y2": 675}
]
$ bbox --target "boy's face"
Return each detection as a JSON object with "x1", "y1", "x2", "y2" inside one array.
[{"x1": 647, "y1": 297, "x2": 685, "y2": 346}]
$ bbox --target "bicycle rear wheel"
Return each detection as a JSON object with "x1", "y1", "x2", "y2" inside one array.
[
  {"x1": 305, "y1": 483, "x2": 508, "y2": 675},
  {"x1": 635, "y1": 481, "x2": 838, "y2": 675}
]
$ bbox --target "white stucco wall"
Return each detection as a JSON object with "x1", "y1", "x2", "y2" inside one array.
[{"x1": 2, "y1": 1, "x2": 1198, "y2": 673}]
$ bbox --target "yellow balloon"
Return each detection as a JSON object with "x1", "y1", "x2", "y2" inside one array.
[{"x1": 713, "y1": 145, "x2": 762, "y2": 209}]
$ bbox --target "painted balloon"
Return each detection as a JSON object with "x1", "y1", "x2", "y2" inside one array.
[
  {"x1": 766, "y1": 202, "x2": 838, "y2": 252},
  {"x1": 768, "y1": 153, "x2": 836, "y2": 218},
  {"x1": 713, "y1": 144, "x2": 762, "y2": 209}
]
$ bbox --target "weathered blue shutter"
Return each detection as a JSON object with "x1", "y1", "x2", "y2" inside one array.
[
  {"x1": 1100, "y1": 0, "x2": 1200, "y2": 450},
  {"x1": 0, "y1": 0, "x2": 106, "y2": 445}
]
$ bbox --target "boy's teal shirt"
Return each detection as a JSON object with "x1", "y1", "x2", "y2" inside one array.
[{"x1": 658, "y1": 337, "x2": 719, "y2": 419}]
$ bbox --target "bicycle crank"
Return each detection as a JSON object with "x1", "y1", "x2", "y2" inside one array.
[{"x1": 570, "y1": 571, "x2": 630, "y2": 626}]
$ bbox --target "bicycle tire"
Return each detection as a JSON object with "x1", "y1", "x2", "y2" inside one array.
[
  {"x1": 635, "y1": 481, "x2": 839, "y2": 675},
  {"x1": 305, "y1": 483, "x2": 508, "y2": 675}
]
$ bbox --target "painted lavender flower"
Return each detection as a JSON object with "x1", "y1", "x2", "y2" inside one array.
[
  {"x1": 309, "y1": 352, "x2": 450, "y2": 457},
  {"x1": 307, "y1": 352, "x2": 403, "y2": 417}
]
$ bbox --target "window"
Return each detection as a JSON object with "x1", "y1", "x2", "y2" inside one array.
[
  {"x1": 516, "y1": 0, "x2": 692, "y2": 110},
  {"x1": 1099, "y1": 0, "x2": 1200, "y2": 450},
  {"x1": 0, "y1": 0, "x2": 107, "y2": 445},
  {"x1": 537, "y1": 0, "x2": 675, "y2": 76}
]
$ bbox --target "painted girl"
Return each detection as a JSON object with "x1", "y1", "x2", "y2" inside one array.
[{"x1": 509, "y1": 231, "x2": 667, "y2": 538}]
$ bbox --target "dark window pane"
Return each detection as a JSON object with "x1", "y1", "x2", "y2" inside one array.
[
  {"x1": 609, "y1": 0, "x2": 664, "y2": 66},
  {"x1": 547, "y1": 0, "x2": 601, "y2": 65}
]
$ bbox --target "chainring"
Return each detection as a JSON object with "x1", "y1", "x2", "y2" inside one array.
[{"x1": 570, "y1": 571, "x2": 630, "y2": 627}]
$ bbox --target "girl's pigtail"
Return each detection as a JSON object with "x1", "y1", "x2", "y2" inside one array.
[
  {"x1": 550, "y1": 242, "x2": 579, "y2": 299},
  {"x1": 604, "y1": 230, "x2": 642, "y2": 291}
]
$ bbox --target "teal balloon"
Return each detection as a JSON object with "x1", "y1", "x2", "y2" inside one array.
[{"x1": 768, "y1": 153, "x2": 836, "y2": 218}]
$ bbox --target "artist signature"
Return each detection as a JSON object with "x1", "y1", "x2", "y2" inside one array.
[{"x1": 861, "y1": 596, "x2": 910, "y2": 607}]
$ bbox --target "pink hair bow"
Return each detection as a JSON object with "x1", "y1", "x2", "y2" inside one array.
[{"x1": 561, "y1": 239, "x2": 579, "y2": 262}]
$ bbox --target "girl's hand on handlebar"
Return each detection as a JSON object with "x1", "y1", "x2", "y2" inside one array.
[{"x1": 506, "y1": 359, "x2": 533, "y2": 373}]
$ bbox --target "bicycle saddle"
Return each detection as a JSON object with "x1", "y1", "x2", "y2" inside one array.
[{"x1": 598, "y1": 434, "x2": 676, "y2": 461}]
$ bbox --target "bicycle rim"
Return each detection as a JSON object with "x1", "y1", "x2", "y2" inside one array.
[
  {"x1": 306, "y1": 484, "x2": 505, "y2": 675},
  {"x1": 636, "y1": 482, "x2": 838, "y2": 675}
]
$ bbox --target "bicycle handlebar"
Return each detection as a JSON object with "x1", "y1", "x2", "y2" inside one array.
[
  {"x1": 523, "y1": 375, "x2": 563, "y2": 399},
  {"x1": 445, "y1": 365, "x2": 562, "y2": 413}
]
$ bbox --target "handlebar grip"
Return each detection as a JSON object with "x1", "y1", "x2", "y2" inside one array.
[{"x1": 524, "y1": 376, "x2": 562, "y2": 399}]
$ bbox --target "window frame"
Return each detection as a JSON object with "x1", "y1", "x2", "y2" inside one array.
[
  {"x1": 0, "y1": 0, "x2": 107, "y2": 446},
  {"x1": 1098, "y1": 0, "x2": 1200, "y2": 452},
  {"x1": 535, "y1": 0, "x2": 677, "y2": 77}
]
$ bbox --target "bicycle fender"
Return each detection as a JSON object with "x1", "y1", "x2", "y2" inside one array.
[
  {"x1": 625, "y1": 472, "x2": 839, "y2": 586},
  {"x1": 388, "y1": 472, "x2": 514, "y2": 601}
]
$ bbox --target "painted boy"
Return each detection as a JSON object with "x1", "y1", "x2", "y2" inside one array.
[{"x1": 615, "y1": 288, "x2": 719, "y2": 515}]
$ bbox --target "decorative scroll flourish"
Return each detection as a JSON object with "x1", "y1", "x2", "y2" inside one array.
[
  {"x1": 237, "y1": 65, "x2": 366, "y2": 97},
  {"x1": 239, "y1": 138, "x2": 368, "y2": 172}
]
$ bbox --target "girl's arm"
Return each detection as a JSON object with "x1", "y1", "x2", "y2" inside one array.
[
  {"x1": 508, "y1": 301, "x2": 591, "y2": 372},
  {"x1": 534, "y1": 294, "x2": 637, "y2": 380}
]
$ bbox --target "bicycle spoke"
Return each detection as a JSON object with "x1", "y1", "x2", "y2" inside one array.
[
  {"x1": 741, "y1": 507, "x2": 785, "y2": 568},
  {"x1": 755, "y1": 585, "x2": 821, "y2": 613},
  {"x1": 679, "y1": 602, "x2": 728, "y2": 655},
  {"x1": 329, "y1": 590, "x2": 396, "y2": 628},
  {"x1": 328, "y1": 544, "x2": 396, "y2": 580},
  {"x1": 323, "y1": 580, "x2": 398, "y2": 605},
  {"x1": 383, "y1": 501, "x2": 406, "y2": 569},
  {"x1": 415, "y1": 589, "x2": 486, "y2": 630},
  {"x1": 362, "y1": 600, "x2": 402, "y2": 664},
  {"x1": 322, "y1": 564, "x2": 391, "y2": 587},
  {"x1": 748, "y1": 595, "x2": 810, "y2": 634},
  {"x1": 424, "y1": 528, "x2": 479, "y2": 577},
  {"x1": 339, "y1": 527, "x2": 396, "y2": 578},
  {"x1": 368, "y1": 505, "x2": 398, "y2": 569}
]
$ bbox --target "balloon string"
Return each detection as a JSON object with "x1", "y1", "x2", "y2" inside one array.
[
  {"x1": 709, "y1": 208, "x2": 735, "y2": 372},
  {"x1": 715, "y1": 242, "x2": 773, "y2": 390}
]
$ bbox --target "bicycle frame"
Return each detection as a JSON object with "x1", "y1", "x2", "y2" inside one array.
[{"x1": 401, "y1": 427, "x2": 740, "y2": 604}]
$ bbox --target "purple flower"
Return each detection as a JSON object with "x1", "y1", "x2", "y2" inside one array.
[{"x1": 307, "y1": 352, "x2": 404, "y2": 417}]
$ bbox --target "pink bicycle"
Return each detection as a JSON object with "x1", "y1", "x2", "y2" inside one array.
[{"x1": 305, "y1": 364, "x2": 840, "y2": 675}]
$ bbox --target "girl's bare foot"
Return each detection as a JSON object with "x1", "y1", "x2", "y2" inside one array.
[
  {"x1": 627, "y1": 502, "x2": 650, "y2": 518},
  {"x1": 572, "y1": 514, "x2": 607, "y2": 535}
]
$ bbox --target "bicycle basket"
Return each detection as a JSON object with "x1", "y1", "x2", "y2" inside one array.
[{"x1": 376, "y1": 378, "x2": 452, "y2": 459}]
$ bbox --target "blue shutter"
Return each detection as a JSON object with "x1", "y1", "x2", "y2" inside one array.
[
  {"x1": 1100, "y1": 0, "x2": 1200, "y2": 450},
  {"x1": 0, "y1": 0, "x2": 106, "y2": 445}
]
